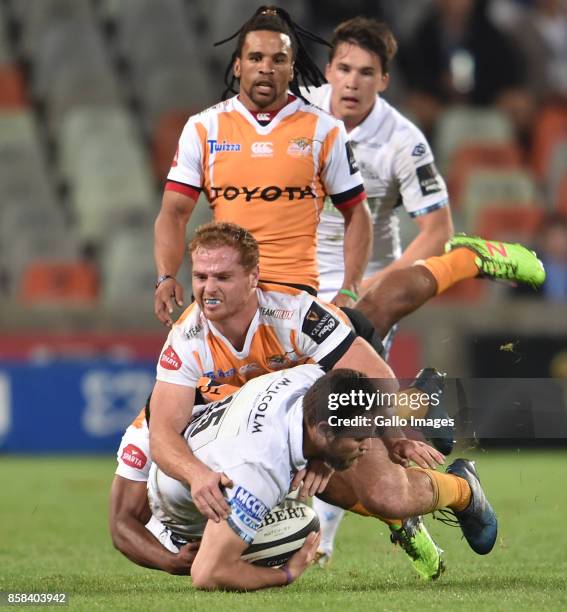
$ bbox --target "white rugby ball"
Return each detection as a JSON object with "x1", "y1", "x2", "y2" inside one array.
[{"x1": 241, "y1": 499, "x2": 320, "y2": 567}]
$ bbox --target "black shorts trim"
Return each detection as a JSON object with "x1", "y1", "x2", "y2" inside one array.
[
  {"x1": 318, "y1": 332, "x2": 356, "y2": 371},
  {"x1": 260, "y1": 279, "x2": 317, "y2": 296},
  {"x1": 339, "y1": 307, "x2": 384, "y2": 357}
]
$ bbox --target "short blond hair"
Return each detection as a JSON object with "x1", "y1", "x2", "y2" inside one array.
[{"x1": 189, "y1": 222, "x2": 259, "y2": 271}]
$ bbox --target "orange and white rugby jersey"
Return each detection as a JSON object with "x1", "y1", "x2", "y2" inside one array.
[
  {"x1": 156, "y1": 282, "x2": 356, "y2": 388},
  {"x1": 165, "y1": 95, "x2": 366, "y2": 291}
]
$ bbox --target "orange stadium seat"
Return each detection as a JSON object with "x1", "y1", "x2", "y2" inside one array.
[
  {"x1": 557, "y1": 175, "x2": 567, "y2": 218},
  {"x1": 531, "y1": 105, "x2": 567, "y2": 180},
  {"x1": 448, "y1": 143, "x2": 523, "y2": 207},
  {"x1": 151, "y1": 110, "x2": 191, "y2": 183},
  {"x1": 0, "y1": 65, "x2": 28, "y2": 107},
  {"x1": 475, "y1": 206, "x2": 544, "y2": 242},
  {"x1": 19, "y1": 261, "x2": 98, "y2": 305}
]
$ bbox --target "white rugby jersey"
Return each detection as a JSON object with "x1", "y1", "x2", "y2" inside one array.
[
  {"x1": 303, "y1": 84, "x2": 449, "y2": 299},
  {"x1": 148, "y1": 364, "x2": 323, "y2": 543},
  {"x1": 156, "y1": 282, "x2": 355, "y2": 388}
]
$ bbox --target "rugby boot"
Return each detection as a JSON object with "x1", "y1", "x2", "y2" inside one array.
[
  {"x1": 390, "y1": 516, "x2": 445, "y2": 580},
  {"x1": 445, "y1": 234, "x2": 545, "y2": 288},
  {"x1": 445, "y1": 459, "x2": 498, "y2": 555}
]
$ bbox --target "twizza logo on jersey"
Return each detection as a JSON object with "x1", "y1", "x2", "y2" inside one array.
[
  {"x1": 160, "y1": 346, "x2": 182, "y2": 370},
  {"x1": 121, "y1": 444, "x2": 148, "y2": 470},
  {"x1": 209, "y1": 185, "x2": 317, "y2": 202}
]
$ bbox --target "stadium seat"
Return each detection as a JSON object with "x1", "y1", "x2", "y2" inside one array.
[
  {"x1": 433, "y1": 106, "x2": 515, "y2": 174},
  {"x1": 547, "y1": 141, "x2": 567, "y2": 210},
  {"x1": 14, "y1": 0, "x2": 94, "y2": 60},
  {"x1": 474, "y1": 207, "x2": 544, "y2": 243},
  {"x1": 434, "y1": 106, "x2": 516, "y2": 174},
  {"x1": 19, "y1": 260, "x2": 98, "y2": 305},
  {"x1": 448, "y1": 143, "x2": 523, "y2": 207},
  {"x1": 556, "y1": 175, "x2": 567, "y2": 218},
  {"x1": 0, "y1": 6, "x2": 13, "y2": 64},
  {"x1": 58, "y1": 105, "x2": 141, "y2": 182},
  {"x1": 0, "y1": 66, "x2": 28, "y2": 107},
  {"x1": 100, "y1": 227, "x2": 156, "y2": 306},
  {"x1": 151, "y1": 110, "x2": 191, "y2": 183},
  {"x1": 531, "y1": 105, "x2": 567, "y2": 180},
  {"x1": 141, "y1": 65, "x2": 214, "y2": 132},
  {"x1": 0, "y1": 110, "x2": 57, "y2": 207},
  {"x1": 460, "y1": 169, "x2": 538, "y2": 232}
]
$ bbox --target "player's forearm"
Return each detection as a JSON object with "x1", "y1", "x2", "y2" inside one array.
[
  {"x1": 154, "y1": 207, "x2": 190, "y2": 277},
  {"x1": 192, "y1": 558, "x2": 288, "y2": 591},
  {"x1": 341, "y1": 203, "x2": 373, "y2": 295},
  {"x1": 111, "y1": 516, "x2": 178, "y2": 573},
  {"x1": 150, "y1": 424, "x2": 201, "y2": 485}
]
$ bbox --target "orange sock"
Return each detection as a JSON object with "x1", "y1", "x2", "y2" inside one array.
[
  {"x1": 348, "y1": 502, "x2": 402, "y2": 528},
  {"x1": 420, "y1": 249, "x2": 479, "y2": 295},
  {"x1": 411, "y1": 467, "x2": 471, "y2": 512}
]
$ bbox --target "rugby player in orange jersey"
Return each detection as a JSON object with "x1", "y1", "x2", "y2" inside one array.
[{"x1": 154, "y1": 6, "x2": 374, "y2": 327}]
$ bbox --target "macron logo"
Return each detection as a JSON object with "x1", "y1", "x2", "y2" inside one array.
[{"x1": 160, "y1": 346, "x2": 182, "y2": 370}]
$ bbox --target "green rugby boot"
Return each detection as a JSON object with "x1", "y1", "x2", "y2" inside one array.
[
  {"x1": 390, "y1": 517, "x2": 445, "y2": 580},
  {"x1": 445, "y1": 234, "x2": 546, "y2": 288}
]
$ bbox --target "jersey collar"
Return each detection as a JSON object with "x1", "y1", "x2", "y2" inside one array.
[{"x1": 233, "y1": 94, "x2": 302, "y2": 134}]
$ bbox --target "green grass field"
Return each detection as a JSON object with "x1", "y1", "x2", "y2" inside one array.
[{"x1": 1, "y1": 449, "x2": 566, "y2": 611}]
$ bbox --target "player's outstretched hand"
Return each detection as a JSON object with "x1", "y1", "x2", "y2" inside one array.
[
  {"x1": 155, "y1": 277, "x2": 184, "y2": 327},
  {"x1": 168, "y1": 541, "x2": 200, "y2": 575},
  {"x1": 291, "y1": 460, "x2": 334, "y2": 501},
  {"x1": 331, "y1": 291, "x2": 357, "y2": 308},
  {"x1": 190, "y1": 464, "x2": 234, "y2": 522},
  {"x1": 283, "y1": 531, "x2": 321, "y2": 583},
  {"x1": 387, "y1": 438, "x2": 445, "y2": 469}
]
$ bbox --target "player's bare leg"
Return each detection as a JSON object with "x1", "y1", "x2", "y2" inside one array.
[
  {"x1": 320, "y1": 438, "x2": 498, "y2": 557},
  {"x1": 356, "y1": 235, "x2": 546, "y2": 341}
]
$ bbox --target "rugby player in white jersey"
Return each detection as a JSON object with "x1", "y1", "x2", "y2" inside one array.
[
  {"x1": 303, "y1": 17, "x2": 454, "y2": 564},
  {"x1": 147, "y1": 365, "x2": 497, "y2": 591},
  {"x1": 306, "y1": 17, "x2": 454, "y2": 304}
]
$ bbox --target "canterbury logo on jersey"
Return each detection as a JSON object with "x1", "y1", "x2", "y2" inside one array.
[{"x1": 209, "y1": 185, "x2": 317, "y2": 202}]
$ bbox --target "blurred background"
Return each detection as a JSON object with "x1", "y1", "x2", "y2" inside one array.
[{"x1": 0, "y1": 0, "x2": 566, "y2": 453}]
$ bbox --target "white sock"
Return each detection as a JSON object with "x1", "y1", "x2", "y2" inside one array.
[{"x1": 313, "y1": 497, "x2": 345, "y2": 556}]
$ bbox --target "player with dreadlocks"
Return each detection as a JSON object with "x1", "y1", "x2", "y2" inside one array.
[
  {"x1": 214, "y1": 6, "x2": 329, "y2": 102},
  {"x1": 150, "y1": 5, "x2": 450, "y2": 582},
  {"x1": 154, "y1": 5, "x2": 373, "y2": 325}
]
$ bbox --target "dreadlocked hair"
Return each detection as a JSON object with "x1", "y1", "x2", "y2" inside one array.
[{"x1": 214, "y1": 5, "x2": 330, "y2": 102}]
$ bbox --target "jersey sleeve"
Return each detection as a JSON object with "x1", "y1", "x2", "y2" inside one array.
[
  {"x1": 296, "y1": 296, "x2": 355, "y2": 370},
  {"x1": 224, "y1": 464, "x2": 280, "y2": 544},
  {"x1": 393, "y1": 127, "x2": 449, "y2": 218},
  {"x1": 320, "y1": 121, "x2": 366, "y2": 212},
  {"x1": 115, "y1": 422, "x2": 152, "y2": 482},
  {"x1": 156, "y1": 324, "x2": 203, "y2": 387},
  {"x1": 166, "y1": 118, "x2": 204, "y2": 193}
]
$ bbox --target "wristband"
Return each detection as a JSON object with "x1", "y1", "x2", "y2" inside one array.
[
  {"x1": 339, "y1": 288, "x2": 359, "y2": 301},
  {"x1": 280, "y1": 565, "x2": 293, "y2": 585},
  {"x1": 155, "y1": 274, "x2": 175, "y2": 289}
]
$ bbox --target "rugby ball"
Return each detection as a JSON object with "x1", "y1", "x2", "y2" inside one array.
[{"x1": 241, "y1": 499, "x2": 320, "y2": 567}]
